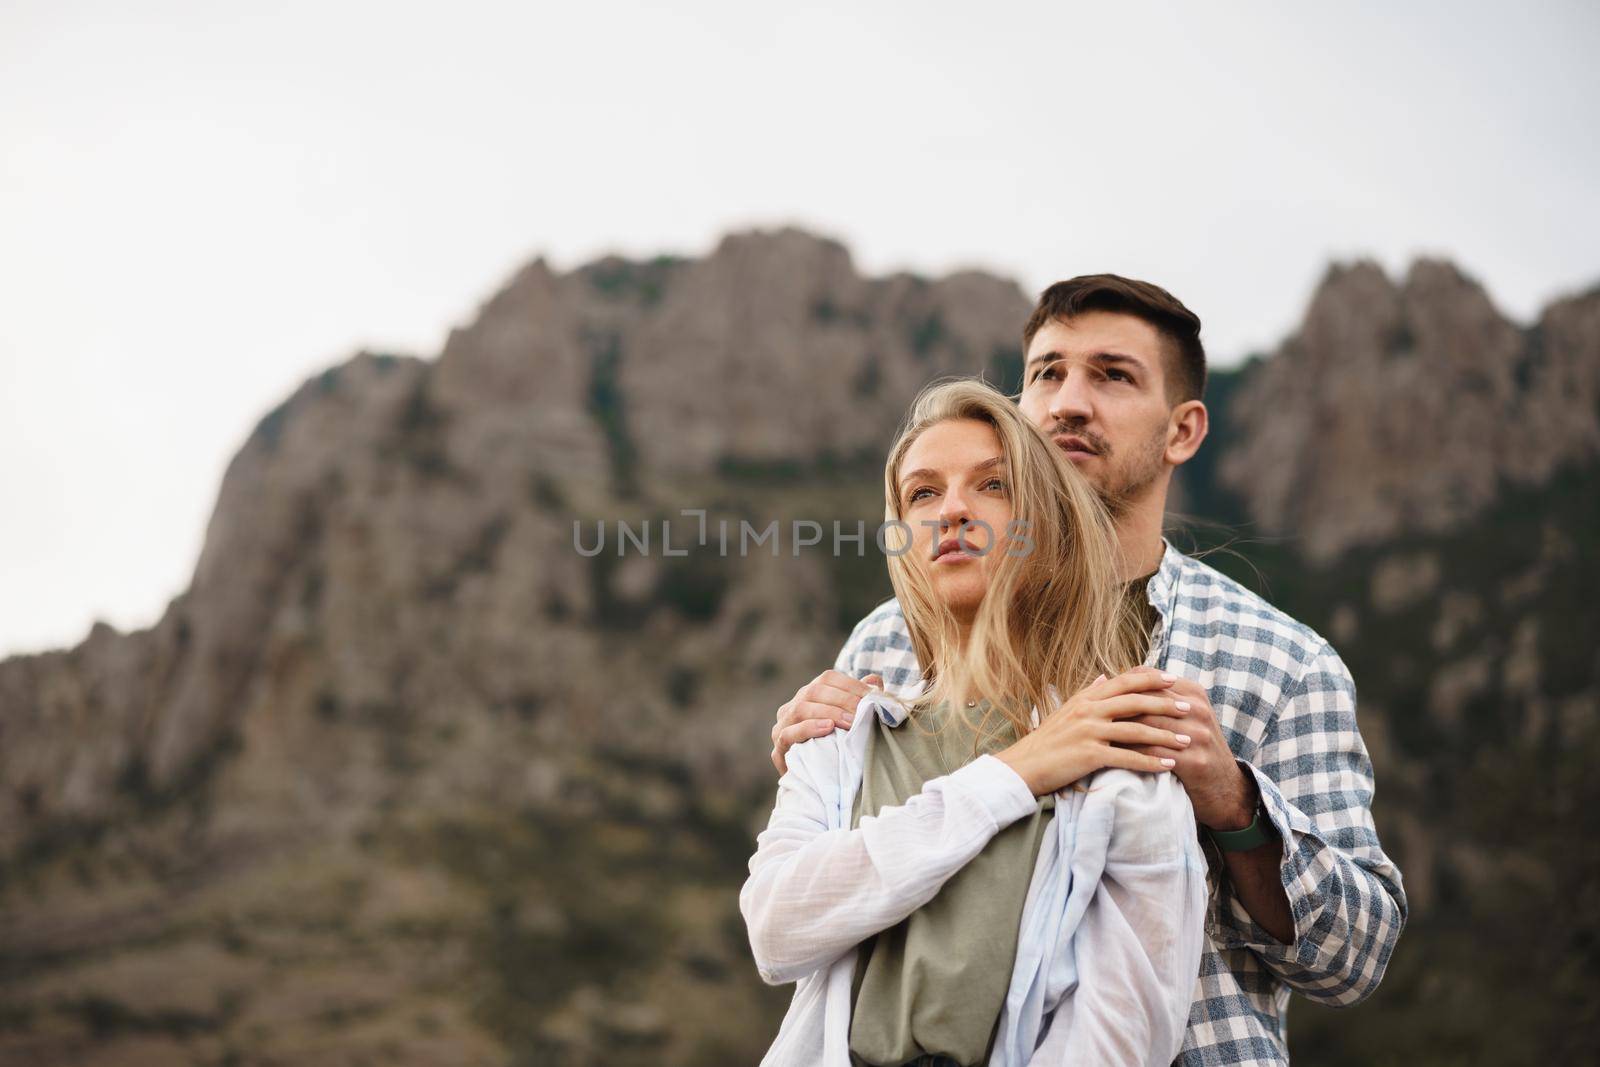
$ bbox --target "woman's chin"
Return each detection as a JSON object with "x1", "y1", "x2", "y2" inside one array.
[{"x1": 930, "y1": 572, "x2": 986, "y2": 618}]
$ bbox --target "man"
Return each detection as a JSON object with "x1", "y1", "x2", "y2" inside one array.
[{"x1": 765, "y1": 276, "x2": 1406, "y2": 1065}]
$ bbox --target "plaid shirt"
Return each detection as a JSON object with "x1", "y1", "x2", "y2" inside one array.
[{"x1": 831, "y1": 537, "x2": 1407, "y2": 1065}]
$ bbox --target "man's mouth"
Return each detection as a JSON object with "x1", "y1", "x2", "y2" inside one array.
[{"x1": 1052, "y1": 433, "x2": 1099, "y2": 456}]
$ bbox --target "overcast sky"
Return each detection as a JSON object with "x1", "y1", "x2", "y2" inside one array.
[{"x1": 2, "y1": 0, "x2": 1596, "y2": 657}]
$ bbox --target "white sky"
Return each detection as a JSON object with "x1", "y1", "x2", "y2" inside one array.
[{"x1": 2, "y1": 0, "x2": 1597, "y2": 657}]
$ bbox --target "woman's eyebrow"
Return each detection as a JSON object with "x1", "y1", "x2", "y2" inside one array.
[
  {"x1": 898, "y1": 456, "x2": 1007, "y2": 493},
  {"x1": 970, "y1": 455, "x2": 1007, "y2": 475}
]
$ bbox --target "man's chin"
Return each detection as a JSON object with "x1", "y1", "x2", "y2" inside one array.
[{"x1": 1098, "y1": 472, "x2": 1162, "y2": 518}]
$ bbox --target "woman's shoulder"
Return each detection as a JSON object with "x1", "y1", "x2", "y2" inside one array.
[
  {"x1": 1082, "y1": 766, "x2": 1195, "y2": 815},
  {"x1": 1080, "y1": 768, "x2": 1199, "y2": 862},
  {"x1": 782, "y1": 690, "x2": 889, "y2": 787},
  {"x1": 780, "y1": 694, "x2": 870, "y2": 777},
  {"x1": 783, "y1": 729, "x2": 845, "y2": 789}
]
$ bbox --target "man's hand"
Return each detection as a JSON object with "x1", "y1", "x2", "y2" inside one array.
[
  {"x1": 1116, "y1": 676, "x2": 1254, "y2": 830},
  {"x1": 770, "y1": 670, "x2": 884, "y2": 774},
  {"x1": 993, "y1": 667, "x2": 1191, "y2": 796}
]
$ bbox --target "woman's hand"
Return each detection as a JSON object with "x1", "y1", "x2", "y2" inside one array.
[{"x1": 994, "y1": 666, "x2": 1194, "y2": 796}]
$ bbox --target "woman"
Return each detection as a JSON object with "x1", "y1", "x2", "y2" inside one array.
[{"x1": 740, "y1": 379, "x2": 1208, "y2": 1066}]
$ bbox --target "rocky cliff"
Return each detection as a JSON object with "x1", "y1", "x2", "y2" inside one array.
[{"x1": 1217, "y1": 259, "x2": 1600, "y2": 560}]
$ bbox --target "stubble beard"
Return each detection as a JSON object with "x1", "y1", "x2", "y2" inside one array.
[{"x1": 1092, "y1": 426, "x2": 1169, "y2": 520}]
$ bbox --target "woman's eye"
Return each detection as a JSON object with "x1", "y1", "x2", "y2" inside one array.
[
  {"x1": 908, "y1": 487, "x2": 933, "y2": 503},
  {"x1": 982, "y1": 478, "x2": 1006, "y2": 492}
]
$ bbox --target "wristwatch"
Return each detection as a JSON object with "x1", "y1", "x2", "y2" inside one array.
[{"x1": 1207, "y1": 793, "x2": 1274, "y2": 852}]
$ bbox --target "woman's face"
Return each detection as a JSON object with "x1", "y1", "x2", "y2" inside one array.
[{"x1": 895, "y1": 418, "x2": 1016, "y2": 625}]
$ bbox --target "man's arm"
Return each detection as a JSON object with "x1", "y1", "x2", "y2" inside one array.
[
  {"x1": 1122, "y1": 674, "x2": 1296, "y2": 942},
  {"x1": 1212, "y1": 640, "x2": 1408, "y2": 1006},
  {"x1": 1209, "y1": 769, "x2": 1295, "y2": 943}
]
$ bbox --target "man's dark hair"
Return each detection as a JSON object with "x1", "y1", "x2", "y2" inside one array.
[{"x1": 1021, "y1": 274, "x2": 1206, "y2": 403}]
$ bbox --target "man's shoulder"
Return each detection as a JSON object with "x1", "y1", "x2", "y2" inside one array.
[
  {"x1": 1169, "y1": 548, "x2": 1342, "y2": 677},
  {"x1": 837, "y1": 597, "x2": 923, "y2": 694},
  {"x1": 844, "y1": 596, "x2": 910, "y2": 649}
]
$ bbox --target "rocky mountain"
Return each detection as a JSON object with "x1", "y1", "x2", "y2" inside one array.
[
  {"x1": 0, "y1": 228, "x2": 1595, "y2": 1066},
  {"x1": 1215, "y1": 259, "x2": 1600, "y2": 560}
]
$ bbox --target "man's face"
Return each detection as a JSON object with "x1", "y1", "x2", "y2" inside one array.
[{"x1": 1016, "y1": 310, "x2": 1175, "y2": 516}]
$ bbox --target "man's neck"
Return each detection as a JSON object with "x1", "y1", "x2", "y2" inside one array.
[{"x1": 1110, "y1": 491, "x2": 1168, "y2": 582}]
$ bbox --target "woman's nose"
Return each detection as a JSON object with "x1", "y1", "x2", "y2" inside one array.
[{"x1": 938, "y1": 490, "x2": 972, "y2": 530}]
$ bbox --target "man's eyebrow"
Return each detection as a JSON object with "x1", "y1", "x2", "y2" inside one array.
[
  {"x1": 898, "y1": 455, "x2": 1008, "y2": 492},
  {"x1": 1023, "y1": 350, "x2": 1147, "y2": 372}
]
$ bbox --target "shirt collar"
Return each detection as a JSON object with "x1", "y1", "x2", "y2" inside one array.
[{"x1": 1146, "y1": 535, "x2": 1184, "y2": 616}]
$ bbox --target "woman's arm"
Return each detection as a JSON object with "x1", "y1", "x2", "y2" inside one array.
[
  {"x1": 740, "y1": 738, "x2": 1038, "y2": 985},
  {"x1": 1029, "y1": 769, "x2": 1209, "y2": 1066}
]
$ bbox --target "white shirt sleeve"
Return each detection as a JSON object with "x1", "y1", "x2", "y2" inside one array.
[
  {"x1": 1026, "y1": 769, "x2": 1209, "y2": 1066},
  {"x1": 740, "y1": 734, "x2": 1039, "y2": 986}
]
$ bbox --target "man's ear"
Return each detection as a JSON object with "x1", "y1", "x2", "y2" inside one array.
[{"x1": 1165, "y1": 400, "x2": 1208, "y2": 466}]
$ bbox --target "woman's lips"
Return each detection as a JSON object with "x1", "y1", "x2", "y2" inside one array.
[{"x1": 933, "y1": 538, "x2": 981, "y2": 563}]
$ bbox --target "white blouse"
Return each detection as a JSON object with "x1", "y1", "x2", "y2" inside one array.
[{"x1": 740, "y1": 689, "x2": 1209, "y2": 1066}]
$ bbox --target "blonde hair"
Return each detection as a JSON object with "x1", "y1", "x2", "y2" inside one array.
[{"x1": 882, "y1": 378, "x2": 1149, "y2": 755}]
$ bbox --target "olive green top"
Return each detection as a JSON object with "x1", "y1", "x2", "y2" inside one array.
[{"x1": 846, "y1": 570, "x2": 1162, "y2": 1067}]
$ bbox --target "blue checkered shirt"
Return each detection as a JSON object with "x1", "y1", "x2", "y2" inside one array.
[{"x1": 830, "y1": 538, "x2": 1407, "y2": 1065}]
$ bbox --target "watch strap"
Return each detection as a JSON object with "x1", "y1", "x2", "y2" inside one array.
[{"x1": 1208, "y1": 801, "x2": 1274, "y2": 851}]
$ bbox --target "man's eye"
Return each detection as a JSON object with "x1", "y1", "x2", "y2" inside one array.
[{"x1": 1106, "y1": 369, "x2": 1131, "y2": 382}]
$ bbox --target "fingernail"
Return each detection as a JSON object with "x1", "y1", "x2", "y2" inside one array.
[
  {"x1": 843, "y1": 712, "x2": 855, "y2": 724},
  {"x1": 1174, "y1": 700, "x2": 1191, "y2": 711},
  {"x1": 1160, "y1": 758, "x2": 1176, "y2": 767},
  {"x1": 1160, "y1": 673, "x2": 1177, "y2": 682},
  {"x1": 1175, "y1": 734, "x2": 1191, "y2": 744}
]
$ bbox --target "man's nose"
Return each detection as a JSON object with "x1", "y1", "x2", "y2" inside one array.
[{"x1": 1047, "y1": 367, "x2": 1094, "y2": 423}]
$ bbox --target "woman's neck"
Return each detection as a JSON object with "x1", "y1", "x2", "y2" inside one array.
[
  {"x1": 946, "y1": 615, "x2": 976, "y2": 705},
  {"x1": 952, "y1": 613, "x2": 973, "y2": 652}
]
